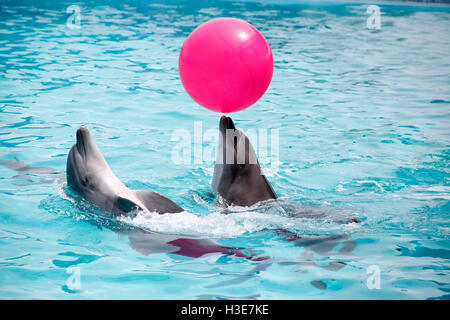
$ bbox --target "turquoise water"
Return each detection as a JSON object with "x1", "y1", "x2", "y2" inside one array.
[{"x1": 0, "y1": 0, "x2": 449, "y2": 299}]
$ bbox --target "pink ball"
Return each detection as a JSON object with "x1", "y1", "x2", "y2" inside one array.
[{"x1": 179, "y1": 18, "x2": 273, "y2": 113}]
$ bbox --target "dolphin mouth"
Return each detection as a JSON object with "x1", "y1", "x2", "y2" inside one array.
[
  {"x1": 219, "y1": 116, "x2": 240, "y2": 162},
  {"x1": 219, "y1": 116, "x2": 236, "y2": 134},
  {"x1": 76, "y1": 127, "x2": 90, "y2": 158}
]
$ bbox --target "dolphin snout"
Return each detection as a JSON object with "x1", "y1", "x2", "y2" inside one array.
[
  {"x1": 76, "y1": 127, "x2": 91, "y2": 156},
  {"x1": 219, "y1": 116, "x2": 236, "y2": 133}
]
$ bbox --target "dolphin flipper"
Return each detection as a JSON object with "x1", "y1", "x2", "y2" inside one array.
[
  {"x1": 134, "y1": 190, "x2": 184, "y2": 214},
  {"x1": 116, "y1": 197, "x2": 140, "y2": 213},
  {"x1": 261, "y1": 175, "x2": 277, "y2": 200}
]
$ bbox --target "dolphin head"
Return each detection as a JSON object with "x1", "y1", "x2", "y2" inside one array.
[
  {"x1": 212, "y1": 116, "x2": 277, "y2": 206},
  {"x1": 74, "y1": 127, "x2": 105, "y2": 164},
  {"x1": 67, "y1": 127, "x2": 184, "y2": 215},
  {"x1": 66, "y1": 127, "x2": 109, "y2": 196},
  {"x1": 215, "y1": 116, "x2": 257, "y2": 178}
]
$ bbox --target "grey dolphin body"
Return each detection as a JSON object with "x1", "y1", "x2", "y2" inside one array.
[
  {"x1": 212, "y1": 116, "x2": 277, "y2": 207},
  {"x1": 211, "y1": 117, "x2": 361, "y2": 223},
  {"x1": 67, "y1": 127, "x2": 183, "y2": 215}
]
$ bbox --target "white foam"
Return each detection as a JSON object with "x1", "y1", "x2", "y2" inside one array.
[
  {"x1": 118, "y1": 210, "x2": 271, "y2": 238},
  {"x1": 57, "y1": 182, "x2": 359, "y2": 238},
  {"x1": 118, "y1": 206, "x2": 359, "y2": 239}
]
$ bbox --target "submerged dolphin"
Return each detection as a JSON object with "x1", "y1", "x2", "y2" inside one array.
[
  {"x1": 212, "y1": 116, "x2": 277, "y2": 207},
  {"x1": 67, "y1": 127, "x2": 183, "y2": 215},
  {"x1": 0, "y1": 152, "x2": 64, "y2": 185}
]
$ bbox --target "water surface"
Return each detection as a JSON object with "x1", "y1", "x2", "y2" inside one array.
[{"x1": 0, "y1": 0, "x2": 449, "y2": 299}]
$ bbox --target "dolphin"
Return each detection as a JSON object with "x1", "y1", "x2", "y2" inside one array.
[
  {"x1": 211, "y1": 117, "x2": 360, "y2": 224},
  {"x1": 0, "y1": 152, "x2": 64, "y2": 185},
  {"x1": 212, "y1": 116, "x2": 277, "y2": 207},
  {"x1": 67, "y1": 127, "x2": 183, "y2": 215}
]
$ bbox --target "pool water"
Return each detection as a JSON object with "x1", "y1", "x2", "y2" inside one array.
[{"x1": 0, "y1": 0, "x2": 449, "y2": 299}]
